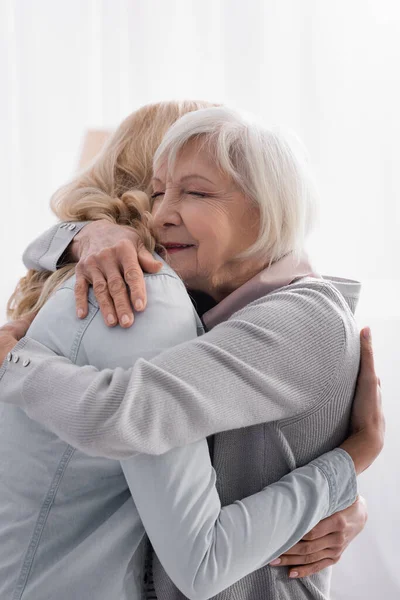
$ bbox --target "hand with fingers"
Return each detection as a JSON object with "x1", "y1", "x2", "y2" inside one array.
[
  {"x1": 269, "y1": 496, "x2": 368, "y2": 578},
  {"x1": 270, "y1": 327, "x2": 383, "y2": 579},
  {"x1": 71, "y1": 220, "x2": 163, "y2": 327}
]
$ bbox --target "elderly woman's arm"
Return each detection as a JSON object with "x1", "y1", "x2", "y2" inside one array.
[
  {"x1": 22, "y1": 222, "x2": 88, "y2": 271},
  {"x1": 22, "y1": 222, "x2": 160, "y2": 321},
  {"x1": 0, "y1": 280, "x2": 372, "y2": 463}
]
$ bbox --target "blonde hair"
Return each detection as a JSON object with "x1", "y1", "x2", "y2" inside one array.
[
  {"x1": 8, "y1": 100, "x2": 216, "y2": 320},
  {"x1": 154, "y1": 107, "x2": 318, "y2": 264}
]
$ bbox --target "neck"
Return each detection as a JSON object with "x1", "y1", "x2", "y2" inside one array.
[{"x1": 207, "y1": 257, "x2": 270, "y2": 302}]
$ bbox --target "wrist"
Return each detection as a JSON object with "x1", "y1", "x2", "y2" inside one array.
[
  {"x1": 70, "y1": 238, "x2": 81, "y2": 262},
  {"x1": 340, "y1": 430, "x2": 383, "y2": 475}
]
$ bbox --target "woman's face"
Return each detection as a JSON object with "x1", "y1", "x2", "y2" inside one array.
[{"x1": 151, "y1": 139, "x2": 262, "y2": 299}]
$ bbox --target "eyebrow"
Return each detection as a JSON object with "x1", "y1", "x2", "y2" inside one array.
[
  {"x1": 180, "y1": 174, "x2": 215, "y2": 185},
  {"x1": 151, "y1": 174, "x2": 215, "y2": 185}
]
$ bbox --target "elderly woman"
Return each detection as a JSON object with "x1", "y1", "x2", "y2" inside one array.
[{"x1": 0, "y1": 106, "x2": 383, "y2": 600}]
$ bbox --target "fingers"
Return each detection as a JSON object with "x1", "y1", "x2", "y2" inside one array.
[
  {"x1": 270, "y1": 534, "x2": 342, "y2": 578},
  {"x1": 91, "y1": 269, "x2": 119, "y2": 327},
  {"x1": 76, "y1": 247, "x2": 136, "y2": 328},
  {"x1": 300, "y1": 513, "x2": 340, "y2": 542},
  {"x1": 74, "y1": 268, "x2": 89, "y2": 319},
  {"x1": 104, "y1": 268, "x2": 133, "y2": 328},
  {"x1": 120, "y1": 243, "x2": 147, "y2": 314},
  {"x1": 287, "y1": 558, "x2": 336, "y2": 579},
  {"x1": 270, "y1": 546, "x2": 340, "y2": 568},
  {"x1": 73, "y1": 234, "x2": 151, "y2": 327},
  {"x1": 278, "y1": 532, "x2": 342, "y2": 557},
  {"x1": 138, "y1": 246, "x2": 163, "y2": 274},
  {"x1": 359, "y1": 327, "x2": 379, "y2": 386}
]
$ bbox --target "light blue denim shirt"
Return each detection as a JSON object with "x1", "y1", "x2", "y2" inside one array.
[{"x1": 0, "y1": 258, "x2": 358, "y2": 600}]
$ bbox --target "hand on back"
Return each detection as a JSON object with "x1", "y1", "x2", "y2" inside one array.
[{"x1": 72, "y1": 220, "x2": 162, "y2": 327}]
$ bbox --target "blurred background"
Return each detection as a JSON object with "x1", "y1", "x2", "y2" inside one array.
[{"x1": 0, "y1": 1, "x2": 399, "y2": 597}]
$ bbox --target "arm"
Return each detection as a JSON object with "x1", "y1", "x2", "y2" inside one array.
[
  {"x1": 0, "y1": 318, "x2": 378, "y2": 583},
  {"x1": 71, "y1": 274, "x2": 357, "y2": 598},
  {"x1": 123, "y1": 445, "x2": 356, "y2": 600},
  {"x1": 22, "y1": 222, "x2": 88, "y2": 271},
  {"x1": 22, "y1": 220, "x2": 162, "y2": 323},
  {"x1": 0, "y1": 282, "x2": 358, "y2": 458}
]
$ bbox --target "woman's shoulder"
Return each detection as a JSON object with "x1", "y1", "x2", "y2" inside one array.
[
  {"x1": 27, "y1": 280, "x2": 90, "y2": 361},
  {"x1": 282, "y1": 276, "x2": 361, "y2": 321},
  {"x1": 232, "y1": 275, "x2": 360, "y2": 349},
  {"x1": 55, "y1": 264, "x2": 197, "y2": 370}
]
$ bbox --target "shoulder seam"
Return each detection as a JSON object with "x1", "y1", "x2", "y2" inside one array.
[{"x1": 70, "y1": 303, "x2": 100, "y2": 364}]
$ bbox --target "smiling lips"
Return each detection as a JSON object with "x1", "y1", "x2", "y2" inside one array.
[{"x1": 163, "y1": 243, "x2": 195, "y2": 254}]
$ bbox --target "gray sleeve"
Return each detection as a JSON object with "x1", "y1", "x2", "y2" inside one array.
[
  {"x1": 122, "y1": 444, "x2": 356, "y2": 600},
  {"x1": 52, "y1": 266, "x2": 356, "y2": 598},
  {"x1": 0, "y1": 282, "x2": 359, "y2": 459},
  {"x1": 23, "y1": 222, "x2": 88, "y2": 271}
]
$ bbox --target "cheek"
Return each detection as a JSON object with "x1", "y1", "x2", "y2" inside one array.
[
  {"x1": 183, "y1": 203, "x2": 239, "y2": 263},
  {"x1": 196, "y1": 222, "x2": 232, "y2": 266}
]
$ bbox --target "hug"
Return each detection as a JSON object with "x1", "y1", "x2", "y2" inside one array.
[{"x1": 0, "y1": 100, "x2": 383, "y2": 600}]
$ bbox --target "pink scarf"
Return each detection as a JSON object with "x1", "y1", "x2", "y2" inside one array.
[{"x1": 203, "y1": 251, "x2": 319, "y2": 330}]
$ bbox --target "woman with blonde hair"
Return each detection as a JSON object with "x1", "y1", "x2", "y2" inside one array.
[{"x1": 0, "y1": 103, "x2": 382, "y2": 600}]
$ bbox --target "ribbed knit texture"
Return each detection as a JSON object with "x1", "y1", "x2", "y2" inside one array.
[
  {"x1": 1, "y1": 276, "x2": 360, "y2": 600},
  {"x1": 149, "y1": 281, "x2": 360, "y2": 600}
]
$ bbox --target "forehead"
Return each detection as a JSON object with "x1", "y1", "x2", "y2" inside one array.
[{"x1": 154, "y1": 137, "x2": 222, "y2": 182}]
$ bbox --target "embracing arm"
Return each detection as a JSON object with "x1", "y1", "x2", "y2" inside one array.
[
  {"x1": 22, "y1": 222, "x2": 87, "y2": 271},
  {"x1": 123, "y1": 443, "x2": 356, "y2": 600},
  {"x1": 0, "y1": 281, "x2": 358, "y2": 458},
  {"x1": 63, "y1": 273, "x2": 358, "y2": 598}
]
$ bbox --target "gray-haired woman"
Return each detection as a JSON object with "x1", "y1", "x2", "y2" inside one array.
[{"x1": 0, "y1": 106, "x2": 383, "y2": 600}]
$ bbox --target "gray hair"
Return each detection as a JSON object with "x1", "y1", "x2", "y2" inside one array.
[{"x1": 153, "y1": 107, "x2": 318, "y2": 263}]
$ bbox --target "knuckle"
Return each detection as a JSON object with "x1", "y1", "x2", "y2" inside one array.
[
  {"x1": 125, "y1": 268, "x2": 142, "y2": 283},
  {"x1": 108, "y1": 278, "x2": 126, "y2": 295},
  {"x1": 97, "y1": 248, "x2": 113, "y2": 262},
  {"x1": 336, "y1": 531, "x2": 346, "y2": 546},
  {"x1": 117, "y1": 238, "x2": 135, "y2": 252},
  {"x1": 93, "y1": 280, "x2": 108, "y2": 295},
  {"x1": 335, "y1": 514, "x2": 347, "y2": 530},
  {"x1": 114, "y1": 300, "x2": 130, "y2": 313},
  {"x1": 301, "y1": 542, "x2": 312, "y2": 555},
  {"x1": 305, "y1": 530, "x2": 316, "y2": 541},
  {"x1": 74, "y1": 281, "x2": 87, "y2": 295},
  {"x1": 84, "y1": 255, "x2": 98, "y2": 269}
]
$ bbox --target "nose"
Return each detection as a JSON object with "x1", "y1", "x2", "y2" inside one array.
[{"x1": 152, "y1": 191, "x2": 182, "y2": 230}]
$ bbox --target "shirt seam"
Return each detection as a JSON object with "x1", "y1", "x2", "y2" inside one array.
[
  {"x1": 13, "y1": 299, "x2": 97, "y2": 598},
  {"x1": 70, "y1": 303, "x2": 100, "y2": 362},
  {"x1": 13, "y1": 445, "x2": 76, "y2": 600}
]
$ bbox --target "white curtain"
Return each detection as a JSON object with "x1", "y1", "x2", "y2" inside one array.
[{"x1": 0, "y1": 1, "x2": 399, "y2": 597}]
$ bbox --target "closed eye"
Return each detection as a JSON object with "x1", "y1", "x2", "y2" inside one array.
[
  {"x1": 186, "y1": 191, "x2": 207, "y2": 198},
  {"x1": 151, "y1": 192, "x2": 165, "y2": 200}
]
